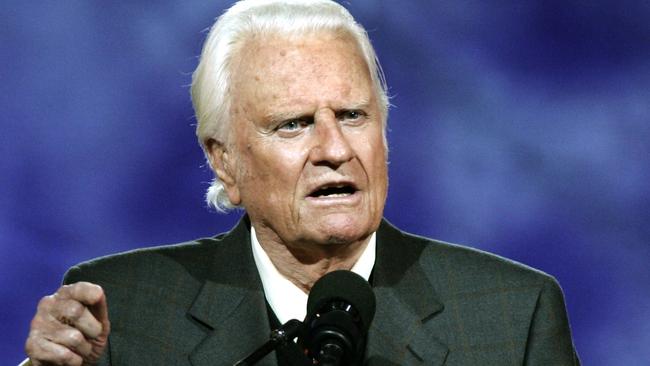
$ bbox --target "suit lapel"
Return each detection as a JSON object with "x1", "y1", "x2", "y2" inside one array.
[
  {"x1": 187, "y1": 216, "x2": 277, "y2": 366},
  {"x1": 188, "y1": 281, "x2": 275, "y2": 366},
  {"x1": 366, "y1": 220, "x2": 449, "y2": 365},
  {"x1": 183, "y1": 217, "x2": 448, "y2": 365}
]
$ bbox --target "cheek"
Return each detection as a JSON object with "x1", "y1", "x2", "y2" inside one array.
[
  {"x1": 362, "y1": 131, "x2": 388, "y2": 174},
  {"x1": 363, "y1": 135, "x2": 389, "y2": 203},
  {"x1": 245, "y1": 143, "x2": 306, "y2": 190}
]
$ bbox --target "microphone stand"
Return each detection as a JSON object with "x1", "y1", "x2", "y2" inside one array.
[{"x1": 233, "y1": 319, "x2": 308, "y2": 366}]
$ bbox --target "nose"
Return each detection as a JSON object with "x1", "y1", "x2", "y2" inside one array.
[{"x1": 309, "y1": 109, "x2": 354, "y2": 167}]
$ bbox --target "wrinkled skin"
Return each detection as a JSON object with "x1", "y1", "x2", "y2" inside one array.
[
  {"x1": 25, "y1": 282, "x2": 110, "y2": 365},
  {"x1": 208, "y1": 32, "x2": 388, "y2": 289}
]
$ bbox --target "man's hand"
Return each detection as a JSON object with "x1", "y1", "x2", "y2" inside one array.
[{"x1": 25, "y1": 282, "x2": 110, "y2": 366}]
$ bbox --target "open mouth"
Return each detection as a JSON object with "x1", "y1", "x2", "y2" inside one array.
[{"x1": 308, "y1": 184, "x2": 358, "y2": 198}]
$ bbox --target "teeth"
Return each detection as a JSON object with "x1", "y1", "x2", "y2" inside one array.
[
  {"x1": 311, "y1": 184, "x2": 355, "y2": 198},
  {"x1": 324, "y1": 192, "x2": 351, "y2": 197}
]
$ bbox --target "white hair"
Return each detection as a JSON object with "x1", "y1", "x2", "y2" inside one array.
[{"x1": 191, "y1": 0, "x2": 389, "y2": 211}]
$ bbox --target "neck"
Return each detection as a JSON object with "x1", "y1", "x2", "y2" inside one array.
[{"x1": 253, "y1": 226, "x2": 371, "y2": 293}]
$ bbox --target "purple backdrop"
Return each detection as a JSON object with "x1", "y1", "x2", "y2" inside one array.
[{"x1": 2, "y1": 1, "x2": 649, "y2": 364}]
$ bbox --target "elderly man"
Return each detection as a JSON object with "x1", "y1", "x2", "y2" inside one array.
[{"x1": 24, "y1": 0, "x2": 579, "y2": 365}]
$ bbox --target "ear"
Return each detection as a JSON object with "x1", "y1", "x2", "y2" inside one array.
[{"x1": 206, "y1": 139, "x2": 241, "y2": 206}]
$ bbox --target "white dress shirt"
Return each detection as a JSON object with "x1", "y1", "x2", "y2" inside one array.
[{"x1": 251, "y1": 226, "x2": 376, "y2": 325}]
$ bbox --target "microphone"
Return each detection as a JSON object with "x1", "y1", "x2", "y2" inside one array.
[
  {"x1": 233, "y1": 319, "x2": 304, "y2": 366},
  {"x1": 232, "y1": 270, "x2": 375, "y2": 366},
  {"x1": 301, "y1": 270, "x2": 376, "y2": 366}
]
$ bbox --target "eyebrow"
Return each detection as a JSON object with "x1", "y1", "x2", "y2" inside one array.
[
  {"x1": 265, "y1": 110, "x2": 309, "y2": 124},
  {"x1": 264, "y1": 99, "x2": 372, "y2": 123},
  {"x1": 344, "y1": 100, "x2": 372, "y2": 112}
]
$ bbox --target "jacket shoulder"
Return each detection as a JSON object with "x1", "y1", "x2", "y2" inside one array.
[
  {"x1": 379, "y1": 221, "x2": 579, "y2": 364},
  {"x1": 380, "y1": 220, "x2": 558, "y2": 293},
  {"x1": 63, "y1": 235, "x2": 225, "y2": 285}
]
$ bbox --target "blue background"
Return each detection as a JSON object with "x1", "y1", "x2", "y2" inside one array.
[{"x1": 2, "y1": 1, "x2": 649, "y2": 364}]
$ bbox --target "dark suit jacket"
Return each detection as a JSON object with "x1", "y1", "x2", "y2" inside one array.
[{"x1": 64, "y1": 216, "x2": 579, "y2": 365}]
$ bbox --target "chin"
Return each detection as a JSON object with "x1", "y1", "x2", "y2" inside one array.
[{"x1": 313, "y1": 215, "x2": 374, "y2": 245}]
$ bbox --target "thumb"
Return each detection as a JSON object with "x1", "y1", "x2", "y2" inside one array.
[{"x1": 89, "y1": 290, "x2": 110, "y2": 336}]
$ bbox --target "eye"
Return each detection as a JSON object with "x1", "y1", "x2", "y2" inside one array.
[
  {"x1": 337, "y1": 109, "x2": 366, "y2": 122},
  {"x1": 277, "y1": 118, "x2": 312, "y2": 132}
]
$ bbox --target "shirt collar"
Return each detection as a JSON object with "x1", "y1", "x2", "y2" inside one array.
[{"x1": 250, "y1": 226, "x2": 376, "y2": 325}]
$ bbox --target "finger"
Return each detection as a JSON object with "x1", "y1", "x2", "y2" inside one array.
[
  {"x1": 88, "y1": 289, "x2": 110, "y2": 330},
  {"x1": 58, "y1": 282, "x2": 104, "y2": 306},
  {"x1": 26, "y1": 335, "x2": 83, "y2": 366},
  {"x1": 47, "y1": 326, "x2": 93, "y2": 358},
  {"x1": 54, "y1": 282, "x2": 107, "y2": 338},
  {"x1": 74, "y1": 305, "x2": 104, "y2": 339},
  {"x1": 51, "y1": 298, "x2": 103, "y2": 339}
]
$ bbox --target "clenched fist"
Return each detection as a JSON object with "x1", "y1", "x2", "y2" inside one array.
[{"x1": 25, "y1": 282, "x2": 110, "y2": 366}]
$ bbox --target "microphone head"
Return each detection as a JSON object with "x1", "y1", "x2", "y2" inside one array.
[{"x1": 307, "y1": 270, "x2": 376, "y2": 333}]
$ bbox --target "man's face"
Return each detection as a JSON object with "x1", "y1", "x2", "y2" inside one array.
[{"x1": 215, "y1": 32, "x2": 387, "y2": 248}]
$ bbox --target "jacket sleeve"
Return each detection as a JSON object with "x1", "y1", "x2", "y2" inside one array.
[{"x1": 524, "y1": 276, "x2": 580, "y2": 365}]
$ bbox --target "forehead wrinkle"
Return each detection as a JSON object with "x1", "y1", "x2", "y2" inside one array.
[{"x1": 232, "y1": 32, "x2": 376, "y2": 125}]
